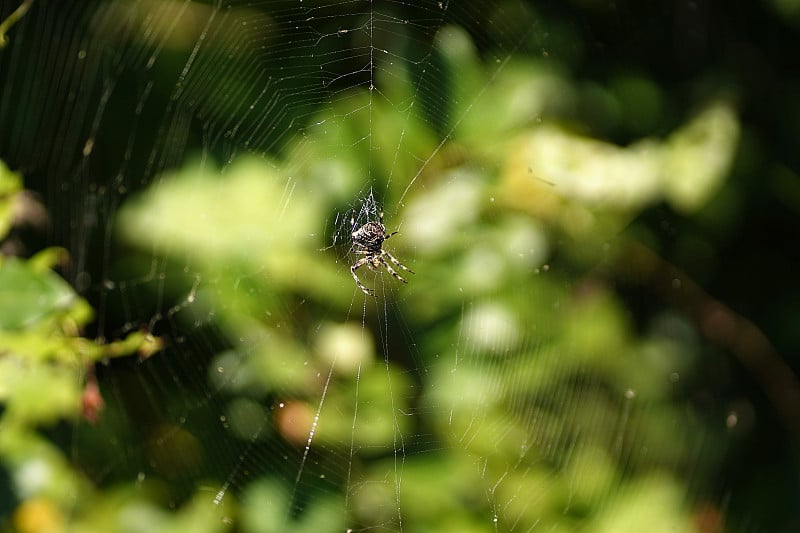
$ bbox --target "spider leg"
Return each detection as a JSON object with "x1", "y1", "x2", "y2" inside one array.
[
  {"x1": 378, "y1": 254, "x2": 410, "y2": 284},
  {"x1": 383, "y1": 250, "x2": 415, "y2": 274},
  {"x1": 351, "y1": 257, "x2": 375, "y2": 296}
]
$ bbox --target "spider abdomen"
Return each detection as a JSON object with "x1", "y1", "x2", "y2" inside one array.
[{"x1": 352, "y1": 221, "x2": 386, "y2": 251}]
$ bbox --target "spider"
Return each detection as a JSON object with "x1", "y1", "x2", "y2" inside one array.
[{"x1": 350, "y1": 211, "x2": 414, "y2": 296}]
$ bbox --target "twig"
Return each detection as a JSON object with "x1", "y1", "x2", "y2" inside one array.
[
  {"x1": 0, "y1": 0, "x2": 34, "y2": 49},
  {"x1": 614, "y1": 240, "x2": 800, "y2": 440}
]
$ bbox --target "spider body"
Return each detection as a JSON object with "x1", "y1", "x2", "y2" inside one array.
[{"x1": 350, "y1": 212, "x2": 414, "y2": 296}]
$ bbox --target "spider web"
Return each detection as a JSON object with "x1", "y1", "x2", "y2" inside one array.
[{"x1": 0, "y1": 0, "x2": 794, "y2": 531}]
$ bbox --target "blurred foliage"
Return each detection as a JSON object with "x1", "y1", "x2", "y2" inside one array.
[
  {"x1": 105, "y1": 21, "x2": 742, "y2": 533},
  {"x1": 1, "y1": 0, "x2": 797, "y2": 532},
  {"x1": 0, "y1": 163, "x2": 195, "y2": 532}
]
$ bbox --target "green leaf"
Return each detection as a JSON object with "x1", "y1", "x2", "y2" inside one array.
[
  {"x1": 0, "y1": 258, "x2": 82, "y2": 331},
  {"x1": 0, "y1": 160, "x2": 22, "y2": 241},
  {"x1": 664, "y1": 101, "x2": 740, "y2": 213}
]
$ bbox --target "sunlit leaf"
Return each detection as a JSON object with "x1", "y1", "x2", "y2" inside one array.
[{"x1": 0, "y1": 259, "x2": 81, "y2": 331}]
